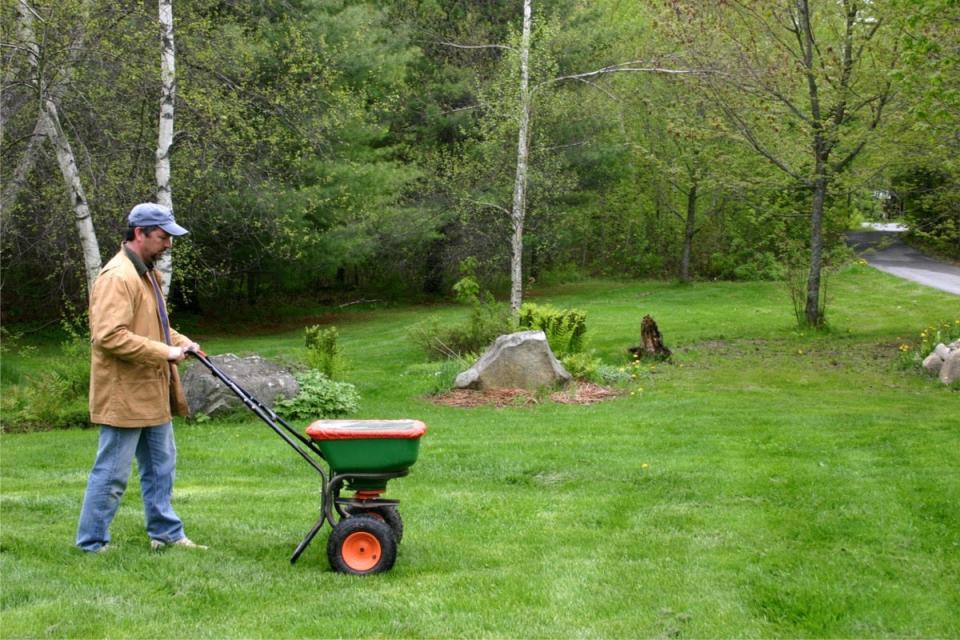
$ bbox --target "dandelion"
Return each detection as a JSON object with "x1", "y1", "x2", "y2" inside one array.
[
  {"x1": 642, "y1": 463, "x2": 650, "y2": 470},
  {"x1": 899, "y1": 344, "x2": 910, "y2": 352}
]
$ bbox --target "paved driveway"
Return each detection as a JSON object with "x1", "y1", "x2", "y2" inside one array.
[{"x1": 846, "y1": 227, "x2": 960, "y2": 296}]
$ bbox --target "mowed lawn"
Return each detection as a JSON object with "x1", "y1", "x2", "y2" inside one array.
[{"x1": 2, "y1": 266, "x2": 959, "y2": 638}]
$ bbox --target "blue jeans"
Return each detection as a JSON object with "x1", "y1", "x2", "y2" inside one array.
[{"x1": 76, "y1": 423, "x2": 185, "y2": 551}]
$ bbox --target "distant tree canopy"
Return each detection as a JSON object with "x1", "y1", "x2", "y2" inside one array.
[{"x1": 2, "y1": 0, "x2": 957, "y2": 322}]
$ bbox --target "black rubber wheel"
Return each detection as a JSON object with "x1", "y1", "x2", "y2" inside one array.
[
  {"x1": 327, "y1": 516, "x2": 397, "y2": 575},
  {"x1": 345, "y1": 506, "x2": 404, "y2": 543}
]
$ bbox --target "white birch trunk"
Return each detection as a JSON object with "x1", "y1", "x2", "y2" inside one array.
[
  {"x1": 155, "y1": 0, "x2": 176, "y2": 295},
  {"x1": 509, "y1": 0, "x2": 533, "y2": 317},
  {"x1": 43, "y1": 99, "x2": 102, "y2": 293}
]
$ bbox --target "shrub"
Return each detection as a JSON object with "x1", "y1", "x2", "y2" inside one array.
[
  {"x1": 305, "y1": 325, "x2": 345, "y2": 378},
  {"x1": 517, "y1": 303, "x2": 587, "y2": 355},
  {"x1": 411, "y1": 299, "x2": 514, "y2": 359},
  {"x1": 411, "y1": 265, "x2": 514, "y2": 359},
  {"x1": 595, "y1": 364, "x2": 633, "y2": 386},
  {"x1": 0, "y1": 320, "x2": 91, "y2": 432},
  {"x1": 560, "y1": 352, "x2": 602, "y2": 382},
  {"x1": 274, "y1": 370, "x2": 359, "y2": 420}
]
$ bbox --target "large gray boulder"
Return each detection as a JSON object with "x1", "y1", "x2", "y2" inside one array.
[
  {"x1": 182, "y1": 353, "x2": 299, "y2": 417},
  {"x1": 454, "y1": 330, "x2": 571, "y2": 391},
  {"x1": 939, "y1": 349, "x2": 960, "y2": 386}
]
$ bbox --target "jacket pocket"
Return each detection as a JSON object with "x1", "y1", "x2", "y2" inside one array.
[{"x1": 111, "y1": 371, "x2": 169, "y2": 423}]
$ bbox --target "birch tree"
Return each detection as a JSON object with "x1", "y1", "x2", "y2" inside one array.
[
  {"x1": 444, "y1": 2, "x2": 706, "y2": 315},
  {"x1": 154, "y1": 0, "x2": 176, "y2": 295},
  {"x1": 508, "y1": 0, "x2": 532, "y2": 315},
  {"x1": 8, "y1": 0, "x2": 102, "y2": 293}
]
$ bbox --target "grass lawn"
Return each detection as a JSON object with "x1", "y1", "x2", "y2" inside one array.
[{"x1": 2, "y1": 265, "x2": 959, "y2": 638}]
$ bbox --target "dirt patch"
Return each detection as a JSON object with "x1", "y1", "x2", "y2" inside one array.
[{"x1": 430, "y1": 382, "x2": 621, "y2": 408}]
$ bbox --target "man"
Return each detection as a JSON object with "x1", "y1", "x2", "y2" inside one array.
[{"x1": 76, "y1": 203, "x2": 206, "y2": 553}]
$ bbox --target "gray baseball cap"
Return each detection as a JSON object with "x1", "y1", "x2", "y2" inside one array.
[{"x1": 127, "y1": 203, "x2": 189, "y2": 236}]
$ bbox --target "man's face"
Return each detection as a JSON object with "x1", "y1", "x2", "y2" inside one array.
[{"x1": 138, "y1": 228, "x2": 173, "y2": 263}]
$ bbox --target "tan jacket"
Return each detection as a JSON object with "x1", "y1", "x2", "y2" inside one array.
[{"x1": 88, "y1": 246, "x2": 191, "y2": 427}]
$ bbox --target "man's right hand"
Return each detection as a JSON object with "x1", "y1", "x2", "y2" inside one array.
[{"x1": 168, "y1": 346, "x2": 187, "y2": 362}]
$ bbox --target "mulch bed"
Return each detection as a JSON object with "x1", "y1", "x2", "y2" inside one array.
[{"x1": 430, "y1": 382, "x2": 621, "y2": 408}]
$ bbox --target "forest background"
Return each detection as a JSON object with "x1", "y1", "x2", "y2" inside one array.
[{"x1": 2, "y1": 0, "x2": 958, "y2": 324}]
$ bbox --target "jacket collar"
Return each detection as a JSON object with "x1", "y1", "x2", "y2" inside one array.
[{"x1": 122, "y1": 243, "x2": 152, "y2": 277}]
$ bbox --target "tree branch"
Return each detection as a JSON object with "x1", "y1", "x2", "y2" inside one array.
[
  {"x1": 434, "y1": 40, "x2": 515, "y2": 53},
  {"x1": 540, "y1": 60, "x2": 713, "y2": 91}
]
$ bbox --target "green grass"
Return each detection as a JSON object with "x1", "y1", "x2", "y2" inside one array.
[{"x1": 2, "y1": 266, "x2": 959, "y2": 638}]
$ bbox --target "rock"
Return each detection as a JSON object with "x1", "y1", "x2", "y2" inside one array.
[
  {"x1": 922, "y1": 352, "x2": 944, "y2": 375},
  {"x1": 182, "y1": 353, "x2": 299, "y2": 417},
  {"x1": 454, "y1": 330, "x2": 572, "y2": 391},
  {"x1": 934, "y1": 343, "x2": 951, "y2": 360},
  {"x1": 939, "y1": 349, "x2": 960, "y2": 386}
]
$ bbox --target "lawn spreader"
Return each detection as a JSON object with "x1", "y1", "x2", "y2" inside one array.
[{"x1": 188, "y1": 350, "x2": 426, "y2": 575}]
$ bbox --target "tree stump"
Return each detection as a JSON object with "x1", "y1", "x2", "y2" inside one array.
[{"x1": 628, "y1": 315, "x2": 672, "y2": 361}]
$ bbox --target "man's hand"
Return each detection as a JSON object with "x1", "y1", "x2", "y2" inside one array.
[{"x1": 168, "y1": 342, "x2": 201, "y2": 362}]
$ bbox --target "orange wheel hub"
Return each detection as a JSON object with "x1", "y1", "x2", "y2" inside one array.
[{"x1": 341, "y1": 531, "x2": 381, "y2": 572}]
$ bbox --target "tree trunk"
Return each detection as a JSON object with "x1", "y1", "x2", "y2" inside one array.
[
  {"x1": 805, "y1": 171, "x2": 827, "y2": 326},
  {"x1": 509, "y1": 0, "x2": 532, "y2": 317},
  {"x1": 680, "y1": 178, "x2": 698, "y2": 283},
  {"x1": 800, "y1": 0, "x2": 826, "y2": 328},
  {"x1": 154, "y1": 0, "x2": 177, "y2": 295},
  {"x1": 43, "y1": 100, "x2": 103, "y2": 293}
]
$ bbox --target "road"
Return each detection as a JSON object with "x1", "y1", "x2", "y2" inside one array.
[{"x1": 845, "y1": 225, "x2": 960, "y2": 296}]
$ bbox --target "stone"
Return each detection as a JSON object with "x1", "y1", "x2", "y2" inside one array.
[
  {"x1": 939, "y1": 349, "x2": 960, "y2": 386},
  {"x1": 182, "y1": 353, "x2": 299, "y2": 417},
  {"x1": 934, "y1": 343, "x2": 951, "y2": 360},
  {"x1": 922, "y1": 352, "x2": 944, "y2": 375},
  {"x1": 454, "y1": 330, "x2": 572, "y2": 391}
]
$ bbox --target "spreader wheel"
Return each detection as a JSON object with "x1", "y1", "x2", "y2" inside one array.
[
  {"x1": 327, "y1": 516, "x2": 396, "y2": 575},
  {"x1": 345, "y1": 506, "x2": 404, "y2": 543}
]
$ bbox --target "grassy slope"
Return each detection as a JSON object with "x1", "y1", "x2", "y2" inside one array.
[{"x1": 2, "y1": 266, "x2": 959, "y2": 638}]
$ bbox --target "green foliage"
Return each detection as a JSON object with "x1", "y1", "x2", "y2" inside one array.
[
  {"x1": 273, "y1": 370, "x2": 359, "y2": 420},
  {"x1": 517, "y1": 302, "x2": 587, "y2": 355},
  {"x1": 412, "y1": 262, "x2": 514, "y2": 359},
  {"x1": 595, "y1": 363, "x2": 634, "y2": 386},
  {"x1": 1, "y1": 319, "x2": 91, "y2": 432},
  {"x1": 709, "y1": 246, "x2": 784, "y2": 282},
  {"x1": 411, "y1": 298, "x2": 513, "y2": 360},
  {"x1": 892, "y1": 166, "x2": 960, "y2": 259},
  {"x1": 897, "y1": 319, "x2": 960, "y2": 371},
  {"x1": 559, "y1": 351, "x2": 602, "y2": 382},
  {"x1": 452, "y1": 276, "x2": 481, "y2": 305},
  {"x1": 304, "y1": 325, "x2": 345, "y2": 379}
]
